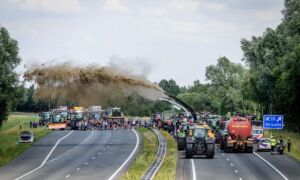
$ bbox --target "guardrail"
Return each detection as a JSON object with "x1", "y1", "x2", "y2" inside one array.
[{"x1": 141, "y1": 128, "x2": 167, "y2": 180}]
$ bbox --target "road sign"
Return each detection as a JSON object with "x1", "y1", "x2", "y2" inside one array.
[{"x1": 263, "y1": 115, "x2": 284, "y2": 129}]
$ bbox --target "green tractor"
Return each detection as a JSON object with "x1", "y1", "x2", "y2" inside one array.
[{"x1": 185, "y1": 124, "x2": 215, "y2": 159}]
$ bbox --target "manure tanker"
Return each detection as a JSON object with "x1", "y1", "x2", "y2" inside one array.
[{"x1": 221, "y1": 115, "x2": 253, "y2": 153}]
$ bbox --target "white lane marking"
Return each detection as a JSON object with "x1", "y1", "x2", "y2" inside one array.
[
  {"x1": 85, "y1": 162, "x2": 88, "y2": 165},
  {"x1": 92, "y1": 157, "x2": 95, "y2": 160},
  {"x1": 254, "y1": 152, "x2": 288, "y2": 180},
  {"x1": 65, "y1": 174, "x2": 70, "y2": 178},
  {"x1": 226, "y1": 158, "x2": 230, "y2": 161},
  {"x1": 230, "y1": 163, "x2": 234, "y2": 167},
  {"x1": 235, "y1": 170, "x2": 238, "y2": 173},
  {"x1": 239, "y1": 177, "x2": 243, "y2": 180},
  {"x1": 76, "y1": 168, "x2": 80, "y2": 171},
  {"x1": 191, "y1": 159, "x2": 197, "y2": 180},
  {"x1": 107, "y1": 129, "x2": 139, "y2": 180},
  {"x1": 15, "y1": 131, "x2": 74, "y2": 180},
  {"x1": 98, "y1": 152, "x2": 102, "y2": 155},
  {"x1": 103, "y1": 149, "x2": 106, "y2": 151},
  {"x1": 222, "y1": 153, "x2": 225, "y2": 156}
]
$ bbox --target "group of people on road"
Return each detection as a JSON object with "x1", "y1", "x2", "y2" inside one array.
[
  {"x1": 75, "y1": 117, "x2": 142, "y2": 131},
  {"x1": 270, "y1": 135, "x2": 292, "y2": 152}
]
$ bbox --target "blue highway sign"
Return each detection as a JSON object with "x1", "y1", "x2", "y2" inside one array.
[{"x1": 263, "y1": 115, "x2": 284, "y2": 129}]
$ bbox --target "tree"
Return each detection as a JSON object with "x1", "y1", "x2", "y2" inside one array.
[
  {"x1": 205, "y1": 57, "x2": 254, "y2": 115},
  {"x1": 0, "y1": 26, "x2": 22, "y2": 128},
  {"x1": 159, "y1": 79, "x2": 181, "y2": 96},
  {"x1": 241, "y1": 0, "x2": 300, "y2": 130}
]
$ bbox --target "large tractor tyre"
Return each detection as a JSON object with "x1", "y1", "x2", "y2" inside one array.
[{"x1": 206, "y1": 144, "x2": 215, "y2": 159}]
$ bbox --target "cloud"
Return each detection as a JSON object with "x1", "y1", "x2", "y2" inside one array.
[
  {"x1": 3, "y1": 0, "x2": 83, "y2": 13},
  {"x1": 255, "y1": 9, "x2": 282, "y2": 21},
  {"x1": 201, "y1": 2, "x2": 227, "y2": 12},
  {"x1": 139, "y1": 7, "x2": 167, "y2": 17},
  {"x1": 108, "y1": 55, "x2": 152, "y2": 78},
  {"x1": 169, "y1": 0, "x2": 200, "y2": 12},
  {"x1": 103, "y1": 0, "x2": 130, "y2": 14}
]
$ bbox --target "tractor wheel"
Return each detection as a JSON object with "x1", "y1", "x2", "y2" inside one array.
[
  {"x1": 185, "y1": 145, "x2": 193, "y2": 159},
  {"x1": 206, "y1": 144, "x2": 215, "y2": 159}
]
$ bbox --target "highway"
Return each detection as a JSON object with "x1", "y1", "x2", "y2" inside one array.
[
  {"x1": 176, "y1": 146, "x2": 300, "y2": 180},
  {"x1": 0, "y1": 129, "x2": 140, "y2": 180}
]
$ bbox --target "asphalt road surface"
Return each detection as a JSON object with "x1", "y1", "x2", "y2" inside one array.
[
  {"x1": 176, "y1": 145, "x2": 300, "y2": 180},
  {"x1": 0, "y1": 129, "x2": 140, "y2": 180}
]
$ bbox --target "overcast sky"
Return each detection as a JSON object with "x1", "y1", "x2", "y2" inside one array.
[{"x1": 1, "y1": 0, "x2": 284, "y2": 86}]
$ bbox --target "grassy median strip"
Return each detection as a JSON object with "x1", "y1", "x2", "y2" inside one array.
[
  {"x1": 155, "y1": 130, "x2": 177, "y2": 180},
  {"x1": 265, "y1": 130, "x2": 300, "y2": 161},
  {"x1": 0, "y1": 114, "x2": 50, "y2": 167},
  {"x1": 122, "y1": 128, "x2": 158, "y2": 180}
]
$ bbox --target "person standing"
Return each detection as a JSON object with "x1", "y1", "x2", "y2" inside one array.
[
  {"x1": 287, "y1": 137, "x2": 291, "y2": 152},
  {"x1": 270, "y1": 136, "x2": 277, "y2": 152}
]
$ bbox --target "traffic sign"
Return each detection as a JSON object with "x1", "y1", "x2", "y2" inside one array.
[{"x1": 263, "y1": 115, "x2": 284, "y2": 129}]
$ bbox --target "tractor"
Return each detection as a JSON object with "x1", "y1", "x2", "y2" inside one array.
[{"x1": 185, "y1": 123, "x2": 215, "y2": 159}]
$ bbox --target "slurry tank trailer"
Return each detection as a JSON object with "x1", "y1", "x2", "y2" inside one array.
[{"x1": 221, "y1": 115, "x2": 253, "y2": 153}]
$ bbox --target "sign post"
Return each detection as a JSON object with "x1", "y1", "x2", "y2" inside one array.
[{"x1": 263, "y1": 115, "x2": 284, "y2": 137}]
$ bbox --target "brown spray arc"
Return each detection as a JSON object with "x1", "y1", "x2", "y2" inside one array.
[{"x1": 24, "y1": 62, "x2": 167, "y2": 107}]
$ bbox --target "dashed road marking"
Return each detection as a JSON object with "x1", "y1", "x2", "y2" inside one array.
[
  {"x1": 222, "y1": 153, "x2": 225, "y2": 156},
  {"x1": 92, "y1": 157, "x2": 95, "y2": 160},
  {"x1": 230, "y1": 163, "x2": 234, "y2": 167},
  {"x1": 76, "y1": 168, "x2": 80, "y2": 171},
  {"x1": 65, "y1": 174, "x2": 71, "y2": 178},
  {"x1": 98, "y1": 152, "x2": 102, "y2": 155},
  {"x1": 239, "y1": 177, "x2": 243, "y2": 180},
  {"x1": 226, "y1": 158, "x2": 230, "y2": 161},
  {"x1": 85, "y1": 162, "x2": 88, "y2": 165},
  {"x1": 103, "y1": 149, "x2": 106, "y2": 151},
  {"x1": 235, "y1": 170, "x2": 238, "y2": 174}
]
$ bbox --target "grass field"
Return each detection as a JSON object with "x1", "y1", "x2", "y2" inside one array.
[
  {"x1": 155, "y1": 130, "x2": 177, "y2": 180},
  {"x1": 0, "y1": 114, "x2": 50, "y2": 167},
  {"x1": 121, "y1": 128, "x2": 158, "y2": 180},
  {"x1": 265, "y1": 130, "x2": 300, "y2": 161}
]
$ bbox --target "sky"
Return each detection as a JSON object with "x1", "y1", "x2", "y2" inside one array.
[{"x1": 0, "y1": 0, "x2": 284, "y2": 86}]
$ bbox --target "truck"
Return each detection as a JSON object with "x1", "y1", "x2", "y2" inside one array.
[{"x1": 221, "y1": 115, "x2": 253, "y2": 153}]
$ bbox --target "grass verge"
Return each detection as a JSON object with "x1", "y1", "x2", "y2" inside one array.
[
  {"x1": 121, "y1": 128, "x2": 158, "y2": 180},
  {"x1": 155, "y1": 130, "x2": 177, "y2": 180},
  {"x1": 0, "y1": 114, "x2": 50, "y2": 167},
  {"x1": 265, "y1": 130, "x2": 300, "y2": 161}
]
